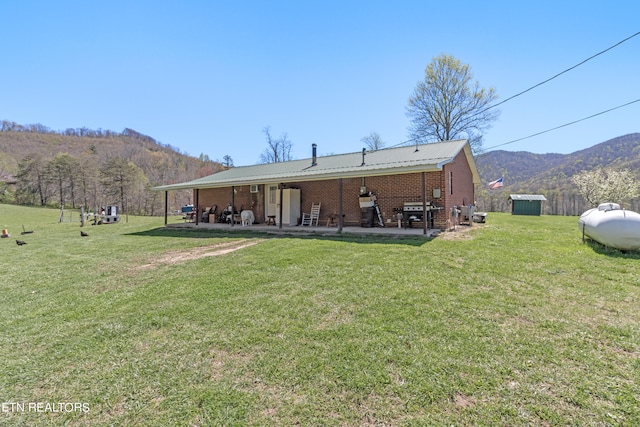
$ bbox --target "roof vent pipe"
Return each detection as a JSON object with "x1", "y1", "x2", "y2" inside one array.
[
  {"x1": 311, "y1": 143, "x2": 317, "y2": 166},
  {"x1": 361, "y1": 148, "x2": 366, "y2": 166}
]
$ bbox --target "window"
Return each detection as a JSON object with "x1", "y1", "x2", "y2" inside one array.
[
  {"x1": 449, "y1": 171, "x2": 453, "y2": 195},
  {"x1": 269, "y1": 185, "x2": 277, "y2": 204}
]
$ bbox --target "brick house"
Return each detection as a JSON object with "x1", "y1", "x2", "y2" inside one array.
[{"x1": 154, "y1": 139, "x2": 480, "y2": 231}]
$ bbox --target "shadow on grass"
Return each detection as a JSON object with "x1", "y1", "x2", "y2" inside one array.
[
  {"x1": 583, "y1": 239, "x2": 640, "y2": 259},
  {"x1": 126, "y1": 227, "x2": 431, "y2": 247}
]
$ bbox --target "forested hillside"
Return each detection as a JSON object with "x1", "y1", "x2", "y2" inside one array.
[
  {"x1": 475, "y1": 133, "x2": 640, "y2": 215},
  {"x1": 0, "y1": 120, "x2": 224, "y2": 215},
  {"x1": 2, "y1": 120, "x2": 638, "y2": 217}
]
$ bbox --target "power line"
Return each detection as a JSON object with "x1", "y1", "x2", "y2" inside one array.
[
  {"x1": 387, "y1": 137, "x2": 419, "y2": 149},
  {"x1": 484, "y1": 31, "x2": 640, "y2": 112},
  {"x1": 394, "y1": 97, "x2": 639, "y2": 151},
  {"x1": 484, "y1": 98, "x2": 640, "y2": 150},
  {"x1": 390, "y1": 31, "x2": 640, "y2": 150}
]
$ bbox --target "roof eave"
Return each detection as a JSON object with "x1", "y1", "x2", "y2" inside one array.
[
  {"x1": 436, "y1": 142, "x2": 481, "y2": 185},
  {"x1": 152, "y1": 164, "x2": 444, "y2": 191}
]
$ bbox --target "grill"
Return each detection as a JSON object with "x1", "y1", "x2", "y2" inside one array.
[
  {"x1": 392, "y1": 202, "x2": 440, "y2": 229},
  {"x1": 402, "y1": 201, "x2": 431, "y2": 212}
]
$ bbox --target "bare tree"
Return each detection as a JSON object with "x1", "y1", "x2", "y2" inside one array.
[
  {"x1": 361, "y1": 132, "x2": 386, "y2": 150},
  {"x1": 46, "y1": 153, "x2": 81, "y2": 208},
  {"x1": 407, "y1": 54, "x2": 499, "y2": 154},
  {"x1": 77, "y1": 153, "x2": 101, "y2": 211},
  {"x1": 101, "y1": 157, "x2": 145, "y2": 222},
  {"x1": 259, "y1": 126, "x2": 293, "y2": 163}
]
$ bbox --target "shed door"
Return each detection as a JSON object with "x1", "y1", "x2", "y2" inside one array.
[{"x1": 514, "y1": 200, "x2": 541, "y2": 215}]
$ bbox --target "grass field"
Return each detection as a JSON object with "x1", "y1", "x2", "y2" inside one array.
[{"x1": 1, "y1": 204, "x2": 639, "y2": 426}]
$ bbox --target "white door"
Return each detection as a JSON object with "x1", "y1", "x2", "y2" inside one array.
[
  {"x1": 276, "y1": 188, "x2": 301, "y2": 225},
  {"x1": 266, "y1": 184, "x2": 278, "y2": 218}
]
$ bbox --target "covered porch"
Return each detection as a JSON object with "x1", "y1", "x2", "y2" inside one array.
[{"x1": 153, "y1": 140, "x2": 481, "y2": 237}]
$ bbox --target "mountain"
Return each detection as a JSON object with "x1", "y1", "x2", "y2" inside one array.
[
  {"x1": 0, "y1": 121, "x2": 224, "y2": 213},
  {"x1": 476, "y1": 151, "x2": 566, "y2": 186},
  {"x1": 0, "y1": 125, "x2": 221, "y2": 181},
  {"x1": 475, "y1": 133, "x2": 640, "y2": 214},
  {"x1": 2, "y1": 120, "x2": 638, "y2": 216}
]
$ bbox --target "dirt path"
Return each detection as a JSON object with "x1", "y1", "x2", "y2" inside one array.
[
  {"x1": 137, "y1": 239, "x2": 262, "y2": 269},
  {"x1": 437, "y1": 223, "x2": 486, "y2": 240}
]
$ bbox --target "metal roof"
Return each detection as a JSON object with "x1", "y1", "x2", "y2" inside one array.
[
  {"x1": 509, "y1": 194, "x2": 547, "y2": 201},
  {"x1": 153, "y1": 139, "x2": 479, "y2": 191}
]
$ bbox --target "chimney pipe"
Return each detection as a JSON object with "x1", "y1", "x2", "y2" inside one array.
[
  {"x1": 311, "y1": 143, "x2": 317, "y2": 166},
  {"x1": 361, "y1": 148, "x2": 366, "y2": 166}
]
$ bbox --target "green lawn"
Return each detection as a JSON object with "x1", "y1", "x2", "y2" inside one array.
[{"x1": 1, "y1": 204, "x2": 639, "y2": 426}]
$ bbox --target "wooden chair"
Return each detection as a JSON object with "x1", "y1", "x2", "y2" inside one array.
[{"x1": 301, "y1": 203, "x2": 321, "y2": 226}]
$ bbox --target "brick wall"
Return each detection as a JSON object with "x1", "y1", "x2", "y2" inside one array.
[
  {"x1": 192, "y1": 151, "x2": 475, "y2": 229},
  {"x1": 285, "y1": 175, "x2": 425, "y2": 226}
]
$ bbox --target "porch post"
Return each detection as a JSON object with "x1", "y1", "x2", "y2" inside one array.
[
  {"x1": 338, "y1": 178, "x2": 343, "y2": 233},
  {"x1": 422, "y1": 172, "x2": 427, "y2": 235},
  {"x1": 195, "y1": 188, "x2": 200, "y2": 225},
  {"x1": 231, "y1": 186, "x2": 235, "y2": 227},
  {"x1": 164, "y1": 191, "x2": 168, "y2": 225},
  {"x1": 279, "y1": 183, "x2": 284, "y2": 229}
]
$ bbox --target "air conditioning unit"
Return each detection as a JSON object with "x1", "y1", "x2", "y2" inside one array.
[{"x1": 250, "y1": 184, "x2": 259, "y2": 193}]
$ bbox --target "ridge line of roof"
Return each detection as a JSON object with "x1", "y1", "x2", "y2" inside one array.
[
  {"x1": 152, "y1": 139, "x2": 472, "y2": 191},
  {"x1": 225, "y1": 139, "x2": 468, "y2": 169}
]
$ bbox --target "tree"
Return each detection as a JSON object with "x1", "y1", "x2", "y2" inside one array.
[
  {"x1": 406, "y1": 54, "x2": 499, "y2": 154},
  {"x1": 361, "y1": 132, "x2": 385, "y2": 150},
  {"x1": 77, "y1": 152, "x2": 101, "y2": 211},
  {"x1": 46, "y1": 153, "x2": 80, "y2": 208},
  {"x1": 15, "y1": 154, "x2": 50, "y2": 205},
  {"x1": 222, "y1": 155, "x2": 234, "y2": 168},
  {"x1": 101, "y1": 157, "x2": 145, "y2": 222},
  {"x1": 572, "y1": 167, "x2": 639, "y2": 207},
  {"x1": 259, "y1": 126, "x2": 293, "y2": 163}
]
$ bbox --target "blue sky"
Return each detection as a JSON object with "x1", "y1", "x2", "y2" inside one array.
[{"x1": 2, "y1": 1, "x2": 638, "y2": 167}]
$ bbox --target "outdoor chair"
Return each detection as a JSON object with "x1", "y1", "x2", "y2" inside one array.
[
  {"x1": 301, "y1": 202, "x2": 321, "y2": 226},
  {"x1": 459, "y1": 206, "x2": 474, "y2": 225}
]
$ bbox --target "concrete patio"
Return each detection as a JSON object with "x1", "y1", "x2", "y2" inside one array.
[{"x1": 164, "y1": 219, "x2": 468, "y2": 238}]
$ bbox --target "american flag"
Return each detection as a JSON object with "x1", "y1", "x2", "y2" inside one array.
[{"x1": 488, "y1": 177, "x2": 504, "y2": 189}]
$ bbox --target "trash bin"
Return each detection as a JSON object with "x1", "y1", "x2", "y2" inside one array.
[{"x1": 360, "y1": 207, "x2": 375, "y2": 227}]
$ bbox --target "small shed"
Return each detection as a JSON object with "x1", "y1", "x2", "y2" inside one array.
[{"x1": 509, "y1": 194, "x2": 547, "y2": 216}]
